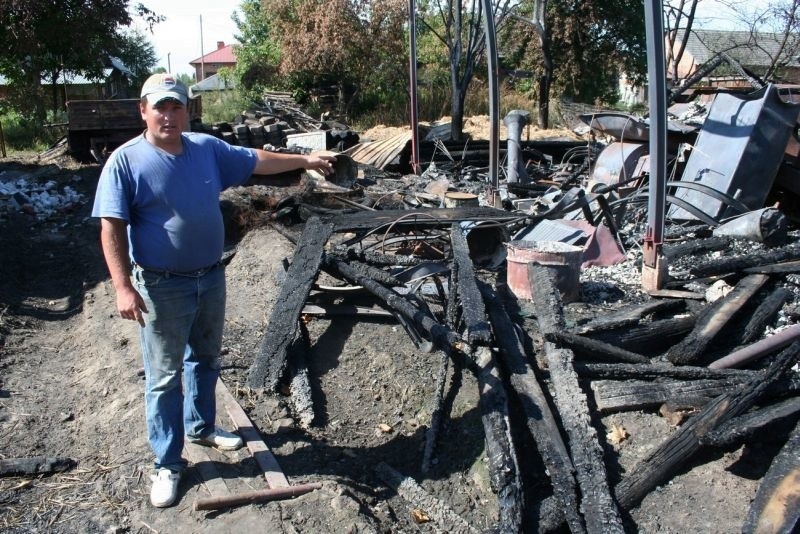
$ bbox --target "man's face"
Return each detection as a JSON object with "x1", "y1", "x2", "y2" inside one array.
[{"x1": 140, "y1": 98, "x2": 187, "y2": 148}]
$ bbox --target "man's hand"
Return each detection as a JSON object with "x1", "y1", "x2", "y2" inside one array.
[
  {"x1": 304, "y1": 153, "x2": 337, "y2": 175},
  {"x1": 116, "y1": 285, "x2": 148, "y2": 326}
]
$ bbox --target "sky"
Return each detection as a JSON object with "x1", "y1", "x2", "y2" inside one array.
[{"x1": 132, "y1": 1, "x2": 242, "y2": 78}]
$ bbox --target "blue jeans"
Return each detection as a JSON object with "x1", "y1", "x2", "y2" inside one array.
[{"x1": 133, "y1": 263, "x2": 226, "y2": 472}]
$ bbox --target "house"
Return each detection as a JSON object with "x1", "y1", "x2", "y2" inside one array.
[
  {"x1": 189, "y1": 41, "x2": 237, "y2": 81},
  {"x1": 670, "y1": 29, "x2": 800, "y2": 88}
]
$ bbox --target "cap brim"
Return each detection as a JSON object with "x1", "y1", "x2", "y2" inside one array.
[{"x1": 147, "y1": 91, "x2": 187, "y2": 105}]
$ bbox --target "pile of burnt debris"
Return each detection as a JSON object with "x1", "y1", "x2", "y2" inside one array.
[{"x1": 229, "y1": 84, "x2": 800, "y2": 532}]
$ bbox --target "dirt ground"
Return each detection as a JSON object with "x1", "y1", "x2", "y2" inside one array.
[{"x1": 0, "y1": 150, "x2": 789, "y2": 534}]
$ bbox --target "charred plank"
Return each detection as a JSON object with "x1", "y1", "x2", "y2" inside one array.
[
  {"x1": 666, "y1": 274, "x2": 769, "y2": 365},
  {"x1": 572, "y1": 299, "x2": 685, "y2": 335},
  {"x1": 549, "y1": 331, "x2": 650, "y2": 364},
  {"x1": 688, "y1": 244, "x2": 800, "y2": 278},
  {"x1": 700, "y1": 396, "x2": 800, "y2": 448},
  {"x1": 740, "y1": 287, "x2": 794, "y2": 345},
  {"x1": 591, "y1": 378, "x2": 749, "y2": 413},
  {"x1": 480, "y1": 282, "x2": 585, "y2": 534},
  {"x1": 0, "y1": 457, "x2": 76, "y2": 477},
  {"x1": 742, "y1": 420, "x2": 800, "y2": 534},
  {"x1": 450, "y1": 223, "x2": 491, "y2": 345},
  {"x1": 248, "y1": 217, "x2": 334, "y2": 390},
  {"x1": 574, "y1": 362, "x2": 759, "y2": 381},
  {"x1": 614, "y1": 342, "x2": 800, "y2": 510},
  {"x1": 589, "y1": 315, "x2": 696, "y2": 353},
  {"x1": 663, "y1": 236, "x2": 731, "y2": 260},
  {"x1": 330, "y1": 206, "x2": 517, "y2": 232},
  {"x1": 529, "y1": 264, "x2": 624, "y2": 533}
]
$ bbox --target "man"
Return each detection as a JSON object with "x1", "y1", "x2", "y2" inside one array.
[{"x1": 92, "y1": 73, "x2": 335, "y2": 508}]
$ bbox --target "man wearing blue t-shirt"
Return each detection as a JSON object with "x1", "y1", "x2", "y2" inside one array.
[{"x1": 92, "y1": 73, "x2": 335, "y2": 508}]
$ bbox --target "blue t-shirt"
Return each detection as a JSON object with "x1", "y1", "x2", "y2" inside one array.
[{"x1": 92, "y1": 132, "x2": 258, "y2": 272}]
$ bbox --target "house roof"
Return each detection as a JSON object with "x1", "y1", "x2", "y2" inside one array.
[
  {"x1": 190, "y1": 43, "x2": 238, "y2": 65},
  {"x1": 190, "y1": 73, "x2": 235, "y2": 92},
  {"x1": 682, "y1": 29, "x2": 800, "y2": 68}
]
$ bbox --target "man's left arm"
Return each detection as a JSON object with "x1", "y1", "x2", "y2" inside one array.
[{"x1": 252, "y1": 150, "x2": 336, "y2": 176}]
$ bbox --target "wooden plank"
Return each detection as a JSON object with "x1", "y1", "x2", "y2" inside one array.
[
  {"x1": 184, "y1": 442, "x2": 230, "y2": 497},
  {"x1": 450, "y1": 224, "x2": 491, "y2": 344},
  {"x1": 614, "y1": 342, "x2": 800, "y2": 510},
  {"x1": 572, "y1": 299, "x2": 685, "y2": 335},
  {"x1": 216, "y1": 379, "x2": 290, "y2": 488},
  {"x1": 666, "y1": 274, "x2": 769, "y2": 365},
  {"x1": 590, "y1": 378, "x2": 749, "y2": 413},
  {"x1": 248, "y1": 217, "x2": 333, "y2": 390},
  {"x1": 529, "y1": 264, "x2": 624, "y2": 533}
]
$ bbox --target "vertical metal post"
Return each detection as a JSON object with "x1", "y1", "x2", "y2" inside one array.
[
  {"x1": 481, "y1": 0, "x2": 500, "y2": 188},
  {"x1": 503, "y1": 110, "x2": 530, "y2": 184},
  {"x1": 408, "y1": 0, "x2": 421, "y2": 174},
  {"x1": 199, "y1": 15, "x2": 205, "y2": 80},
  {"x1": 642, "y1": 0, "x2": 668, "y2": 292}
]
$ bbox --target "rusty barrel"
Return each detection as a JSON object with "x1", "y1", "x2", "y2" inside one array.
[{"x1": 506, "y1": 240, "x2": 582, "y2": 302}]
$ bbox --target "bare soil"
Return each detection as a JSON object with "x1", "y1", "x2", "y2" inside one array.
[{"x1": 0, "y1": 152, "x2": 786, "y2": 534}]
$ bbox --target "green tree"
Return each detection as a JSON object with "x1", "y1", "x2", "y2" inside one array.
[
  {"x1": 231, "y1": 0, "x2": 281, "y2": 100},
  {"x1": 115, "y1": 29, "x2": 159, "y2": 89}
]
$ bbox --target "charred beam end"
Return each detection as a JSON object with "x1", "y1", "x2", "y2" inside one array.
[
  {"x1": 450, "y1": 224, "x2": 491, "y2": 345},
  {"x1": 743, "y1": 419, "x2": 800, "y2": 533},
  {"x1": 740, "y1": 287, "x2": 794, "y2": 345},
  {"x1": 700, "y1": 396, "x2": 800, "y2": 448},
  {"x1": 474, "y1": 346, "x2": 524, "y2": 533},
  {"x1": 549, "y1": 331, "x2": 650, "y2": 364},
  {"x1": 0, "y1": 456, "x2": 76, "y2": 477},
  {"x1": 614, "y1": 341, "x2": 800, "y2": 510},
  {"x1": 479, "y1": 281, "x2": 585, "y2": 534},
  {"x1": 666, "y1": 274, "x2": 769, "y2": 366},
  {"x1": 248, "y1": 217, "x2": 334, "y2": 390},
  {"x1": 529, "y1": 264, "x2": 625, "y2": 533}
]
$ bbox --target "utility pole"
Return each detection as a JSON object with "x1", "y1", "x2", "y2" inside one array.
[
  {"x1": 199, "y1": 15, "x2": 205, "y2": 81},
  {"x1": 167, "y1": 52, "x2": 171, "y2": 73}
]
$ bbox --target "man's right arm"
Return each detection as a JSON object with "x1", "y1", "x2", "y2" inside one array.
[{"x1": 99, "y1": 217, "x2": 147, "y2": 326}]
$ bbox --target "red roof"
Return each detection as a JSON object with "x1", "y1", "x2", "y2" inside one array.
[{"x1": 189, "y1": 43, "x2": 237, "y2": 65}]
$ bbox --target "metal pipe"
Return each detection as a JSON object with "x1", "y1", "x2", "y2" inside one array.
[
  {"x1": 708, "y1": 324, "x2": 800, "y2": 369},
  {"x1": 503, "y1": 110, "x2": 530, "y2": 183},
  {"x1": 408, "y1": 0, "x2": 421, "y2": 174},
  {"x1": 481, "y1": 0, "x2": 500, "y2": 188},
  {"x1": 643, "y1": 0, "x2": 667, "y2": 275}
]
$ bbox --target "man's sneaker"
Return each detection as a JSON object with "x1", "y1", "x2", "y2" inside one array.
[
  {"x1": 150, "y1": 468, "x2": 180, "y2": 508},
  {"x1": 186, "y1": 427, "x2": 244, "y2": 451}
]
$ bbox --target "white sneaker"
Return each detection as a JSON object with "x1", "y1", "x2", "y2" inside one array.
[
  {"x1": 186, "y1": 427, "x2": 244, "y2": 451},
  {"x1": 150, "y1": 468, "x2": 180, "y2": 508}
]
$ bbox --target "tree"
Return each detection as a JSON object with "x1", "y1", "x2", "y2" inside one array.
[
  {"x1": 419, "y1": 0, "x2": 515, "y2": 140},
  {"x1": 0, "y1": 1, "x2": 161, "y2": 119},
  {"x1": 231, "y1": 0, "x2": 280, "y2": 100},
  {"x1": 115, "y1": 30, "x2": 159, "y2": 89}
]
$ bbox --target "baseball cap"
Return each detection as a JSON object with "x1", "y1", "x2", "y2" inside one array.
[{"x1": 140, "y1": 73, "x2": 188, "y2": 105}]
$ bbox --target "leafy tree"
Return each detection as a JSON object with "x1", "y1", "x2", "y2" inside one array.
[
  {"x1": 115, "y1": 29, "x2": 159, "y2": 89},
  {"x1": 0, "y1": 1, "x2": 161, "y2": 119},
  {"x1": 231, "y1": 0, "x2": 280, "y2": 100}
]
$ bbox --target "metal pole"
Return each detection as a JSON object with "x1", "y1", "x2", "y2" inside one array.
[
  {"x1": 481, "y1": 0, "x2": 500, "y2": 189},
  {"x1": 167, "y1": 52, "x2": 171, "y2": 73},
  {"x1": 408, "y1": 0, "x2": 420, "y2": 174},
  {"x1": 199, "y1": 15, "x2": 205, "y2": 80},
  {"x1": 642, "y1": 0, "x2": 668, "y2": 292}
]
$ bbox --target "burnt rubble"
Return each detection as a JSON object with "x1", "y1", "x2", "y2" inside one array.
[{"x1": 222, "y1": 84, "x2": 800, "y2": 532}]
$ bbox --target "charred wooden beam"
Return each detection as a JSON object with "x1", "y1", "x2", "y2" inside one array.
[
  {"x1": 742, "y1": 420, "x2": 800, "y2": 534},
  {"x1": 0, "y1": 456, "x2": 75, "y2": 477},
  {"x1": 688, "y1": 244, "x2": 800, "y2": 278},
  {"x1": 450, "y1": 224, "x2": 491, "y2": 345},
  {"x1": 744, "y1": 259, "x2": 800, "y2": 274},
  {"x1": 548, "y1": 331, "x2": 650, "y2": 364},
  {"x1": 331, "y1": 247, "x2": 425, "y2": 267},
  {"x1": 700, "y1": 396, "x2": 800, "y2": 448},
  {"x1": 574, "y1": 362, "x2": 759, "y2": 381},
  {"x1": 740, "y1": 287, "x2": 793, "y2": 345},
  {"x1": 374, "y1": 462, "x2": 479, "y2": 533},
  {"x1": 614, "y1": 342, "x2": 800, "y2": 510},
  {"x1": 663, "y1": 236, "x2": 730, "y2": 260},
  {"x1": 330, "y1": 206, "x2": 519, "y2": 232},
  {"x1": 590, "y1": 377, "x2": 750, "y2": 413},
  {"x1": 572, "y1": 299, "x2": 685, "y2": 335},
  {"x1": 421, "y1": 351, "x2": 450, "y2": 474},
  {"x1": 288, "y1": 321, "x2": 314, "y2": 429},
  {"x1": 529, "y1": 264, "x2": 625, "y2": 533},
  {"x1": 666, "y1": 274, "x2": 769, "y2": 365},
  {"x1": 323, "y1": 255, "x2": 469, "y2": 357},
  {"x1": 589, "y1": 315, "x2": 696, "y2": 352},
  {"x1": 474, "y1": 346, "x2": 524, "y2": 533},
  {"x1": 479, "y1": 281, "x2": 585, "y2": 533},
  {"x1": 248, "y1": 217, "x2": 334, "y2": 390}
]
